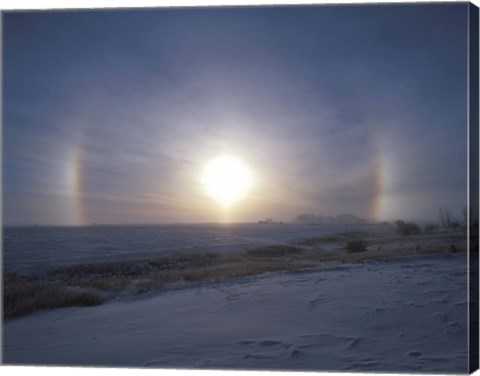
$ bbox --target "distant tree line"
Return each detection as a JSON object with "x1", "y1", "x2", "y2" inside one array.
[
  {"x1": 294, "y1": 213, "x2": 369, "y2": 225},
  {"x1": 394, "y1": 206, "x2": 468, "y2": 236},
  {"x1": 295, "y1": 206, "x2": 469, "y2": 236}
]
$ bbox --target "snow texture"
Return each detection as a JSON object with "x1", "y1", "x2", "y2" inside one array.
[{"x1": 3, "y1": 253, "x2": 468, "y2": 373}]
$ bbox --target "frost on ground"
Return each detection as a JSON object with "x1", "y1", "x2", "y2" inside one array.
[{"x1": 3, "y1": 253, "x2": 468, "y2": 373}]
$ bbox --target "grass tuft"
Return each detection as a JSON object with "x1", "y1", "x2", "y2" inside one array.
[
  {"x1": 247, "y1": 245, "x2": 305, "y2": 258},
  {"x1": 4, "y1": 273, "x2": 106, "y2": 319}
]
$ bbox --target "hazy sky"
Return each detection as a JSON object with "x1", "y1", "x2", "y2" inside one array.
[{"x1": 3, "y1": 3, "x2": 469, "y2": 225}]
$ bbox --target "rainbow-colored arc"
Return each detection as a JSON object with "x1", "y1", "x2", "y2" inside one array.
[{"x1": 69, "y1": 135, "x2": 88, "y2": 226}]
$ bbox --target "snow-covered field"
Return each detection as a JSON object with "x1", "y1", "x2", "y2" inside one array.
[
  {"x1": 3, "y1": 223, "x2": 394, "y2": 274},
  {"x1": 3, "y1": 253, "x2": 468, "y2": 373}
]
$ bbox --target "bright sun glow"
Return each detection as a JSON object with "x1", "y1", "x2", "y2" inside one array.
[{"x1": 201, "y1": 155, "x2": 254, "y2": 208}]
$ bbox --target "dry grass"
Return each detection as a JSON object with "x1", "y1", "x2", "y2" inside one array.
[
  {"x1": 247, "y1": 245, "x2": 305, "y2": 258},
  {"x1": 297, "y1": 236, "x2": 343, "y2": 245},
  {"x1": 5, "y1": 232, "x2": 466, "y2": 319},
  {"x1": 49, "y1": 261, "x2": 151, "y2": 279},
  {"x1": 65, "y1": 276, "x2": 130, "y2": 292},
  {"x1": 335, "y1": 239, "x2": 467, "y2": 264},
  {"x1": 296, "y1": 231, "x2": 388, "y2": 246},
  {"x1": 4, "y1": 272, "x2": 106, "y2": 319}
]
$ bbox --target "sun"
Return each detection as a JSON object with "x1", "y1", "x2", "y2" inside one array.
[{"x1": 201, "y1": 155, "x2": 254, "y2": 208}]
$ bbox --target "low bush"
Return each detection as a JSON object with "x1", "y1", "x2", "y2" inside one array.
[
  {"x1": 395, "y1": 220, "x2": 421, "y2": 236},
  {"x1": 345, "y1": 240, "x2": 368, "y2": 253}
]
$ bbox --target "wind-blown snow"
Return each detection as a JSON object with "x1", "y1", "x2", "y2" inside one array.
[{"x1": 3, "y1": 253, "x2": 468, "y2": 373}]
